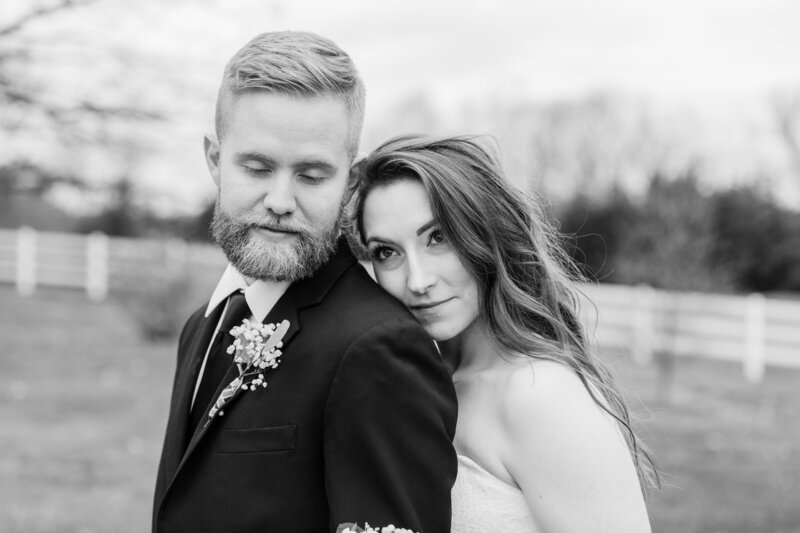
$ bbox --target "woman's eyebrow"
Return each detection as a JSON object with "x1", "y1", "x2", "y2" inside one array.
[{"x1": 416, "y1": 220, "x2": 436, "y2": 236}]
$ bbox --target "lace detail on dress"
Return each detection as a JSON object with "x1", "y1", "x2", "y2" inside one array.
[{"x1": 451, "y1": 454, "x2": 541, "y2": 533}]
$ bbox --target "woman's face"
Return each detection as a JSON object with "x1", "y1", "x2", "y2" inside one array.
[{"x1": 361, "y1": 178, "x2": 480, "y2": 341}]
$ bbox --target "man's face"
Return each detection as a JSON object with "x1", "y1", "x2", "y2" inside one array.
[{"x1": 206, "y1": 91, "x2": 353, "y2": 282}]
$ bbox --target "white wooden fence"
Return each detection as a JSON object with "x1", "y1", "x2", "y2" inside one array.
[
  {"x1": 579, "y1": 284, "x2": 800, "y2": 382},
  {"x1": 0, "y1": 227, "x2": 226, "y2": 300},
  {"x1": 1, "y1": 227, "x2": 798, "y2": 382}
]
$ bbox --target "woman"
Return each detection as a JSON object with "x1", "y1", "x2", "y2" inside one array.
[{"x1": 353, "y1": 135, "x2": 659, "y2": 532}]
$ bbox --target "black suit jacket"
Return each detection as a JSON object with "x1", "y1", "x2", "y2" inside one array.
[{"x1": 153, "y1": 240, "x2": 457, "y2": 532}]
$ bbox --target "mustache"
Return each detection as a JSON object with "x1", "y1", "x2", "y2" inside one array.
[{"x1": 239, "y1": 215, "x2": 313, "y2": 235}]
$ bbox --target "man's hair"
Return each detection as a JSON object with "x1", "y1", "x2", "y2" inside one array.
[{"x1": 215, "y1": 31, "x2": 366, "y2": 161}]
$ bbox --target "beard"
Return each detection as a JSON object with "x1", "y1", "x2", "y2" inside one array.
[{"x1": 210, "y1": 201, "x2": 341, "y2": 283}]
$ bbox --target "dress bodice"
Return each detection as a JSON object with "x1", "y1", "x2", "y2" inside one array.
[{"x1": 451, "y1": 454, "x2": 540, "y2": 532}]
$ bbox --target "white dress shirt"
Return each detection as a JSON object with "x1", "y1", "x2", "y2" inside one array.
[{"x1": 191, "y1": 264, "x2": 290, "y2": 408}]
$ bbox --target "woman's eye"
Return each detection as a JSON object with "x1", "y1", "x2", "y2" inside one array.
[
  {"x1": 428, "y1": 229, "x2": 446, "y2": 246},
  {"x1": 369, "y1": 246, "x2": 396, "y2": 262}
]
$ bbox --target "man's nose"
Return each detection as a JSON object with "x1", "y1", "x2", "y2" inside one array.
[
  {"x1": 262, "y1": 173, "x2": 297, "y2": 216},
  {"x1": 406, "y1": 256, "x2": 436, "y2": 295}
]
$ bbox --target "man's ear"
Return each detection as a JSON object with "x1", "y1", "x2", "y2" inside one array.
[{"x1": 204, "y1": 133, "x2": 221, "y2": 186}]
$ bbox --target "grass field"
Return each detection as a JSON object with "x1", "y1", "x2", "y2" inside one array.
[{"x1": 1, "y1": 285, "x2": 798, "y2": 533}]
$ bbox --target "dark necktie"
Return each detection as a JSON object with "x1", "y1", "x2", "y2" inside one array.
[{"x1": 189, "y1": 291, "x2": 250, "y2": 432}]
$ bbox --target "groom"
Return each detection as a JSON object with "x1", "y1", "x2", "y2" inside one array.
[{"x1": 152, "y1": 32, "x2": 457, "y2": 532}]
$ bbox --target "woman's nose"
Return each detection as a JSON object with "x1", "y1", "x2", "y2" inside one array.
[{"x1": 406, "y1": 256, "x2": 436, "y2": 295}]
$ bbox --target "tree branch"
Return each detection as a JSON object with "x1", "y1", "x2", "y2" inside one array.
[
  {"x1": 0, "y1": 0, "x2": 99, "y2": 38},
  {"x1": 773, "y1": 94, "x2": 800, "y2": 179},
  {"x1": 78, "y1": 101, "x2": 162, "y2": 121}
]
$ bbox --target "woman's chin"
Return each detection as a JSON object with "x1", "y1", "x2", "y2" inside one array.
[{"x1": 424, "y1": 324, "x2": 461, "y2": 343}]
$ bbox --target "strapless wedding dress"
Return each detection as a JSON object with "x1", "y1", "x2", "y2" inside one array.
[{"x1": 451, "y1": 454, "x2": 541, "y2": 532}]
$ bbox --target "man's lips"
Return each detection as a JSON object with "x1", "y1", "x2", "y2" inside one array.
[
  {"x1": 409, "y1": 298, "x2": 454, "y2": 311},
  {"x1": 254, "y1": 225, "x2": 299, "y2": 235}
]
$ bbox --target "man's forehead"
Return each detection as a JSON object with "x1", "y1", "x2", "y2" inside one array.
[
  {"x1": 222, "y1": 88, "x2": 345, "y2": 120},
  {"x1": 222, "y1": 91, "x2": 347, "y2": 142}
]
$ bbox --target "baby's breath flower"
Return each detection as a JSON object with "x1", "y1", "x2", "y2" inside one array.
[
  {"x1": 337, "y1": 524, "x2": 417, "y2": 533},
  {"x1": 205, "y1": 318, "x2": 290, "y2": 425}
]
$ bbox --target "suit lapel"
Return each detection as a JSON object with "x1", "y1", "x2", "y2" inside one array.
[
  {"x1": 157, "y1": 305, "x2": 224, "y2": 496},
  {"x1": 161, "y1": 238, "x2": 359, "y2": 504},
  {"x1": 181, "y1": 293, "x2": 301, "y2": 457}
]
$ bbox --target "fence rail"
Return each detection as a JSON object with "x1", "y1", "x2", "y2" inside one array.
[{"x1": 1, "y1": 227, "x2": 798, "y2": 382}]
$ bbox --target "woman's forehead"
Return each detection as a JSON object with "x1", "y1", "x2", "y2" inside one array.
[{"x1": 362, "y1": 180, "x2": 434, "y2": 240}]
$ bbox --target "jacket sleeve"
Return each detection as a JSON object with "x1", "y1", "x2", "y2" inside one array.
[{"x1": 323, "y1": 317, "x2": 458, "y2": 533}]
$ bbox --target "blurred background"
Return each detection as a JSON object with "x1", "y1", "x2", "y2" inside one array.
[{"x1": 1, "y1": 0, "x2": 799, "y2": 532}]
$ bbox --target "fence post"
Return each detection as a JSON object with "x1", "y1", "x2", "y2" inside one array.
[
  {"x1": 86, "y1": 232, "x2": 109, "y2": 302},
  {"x1": 16, "y1": 226, "x2": 36, "y2": 296},
  {"x1": 744, "y1": 292, "x2": 766, "y2": 383},
  {"x1": 633, "y1": 284, "x2": 655, "y2": 365}
]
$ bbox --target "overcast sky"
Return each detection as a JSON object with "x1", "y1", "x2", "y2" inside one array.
[
  {"x1": 95, "y1": 0, "x2": 799, "y2": 109},
  {"x1": 5, "y1": 0, "x2": 800, "y2": 211}
]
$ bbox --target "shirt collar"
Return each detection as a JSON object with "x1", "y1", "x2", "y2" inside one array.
[{"x1": 205, "y1": 264, "x2": 290, "y2": 323}]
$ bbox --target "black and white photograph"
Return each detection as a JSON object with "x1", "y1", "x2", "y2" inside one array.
[{"x1": 1, "y1": 1, "x2": 799, "y2": 532}]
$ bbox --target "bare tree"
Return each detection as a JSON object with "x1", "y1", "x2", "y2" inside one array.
[
  {"x1": 773, "y1": 91, "x2": 800, "y2": 182},
  {"x1": 0, "y1": 1, "x2": 95, "y2": 38},
  {"x1": 505, "y1": 94, "x2": 677, "y2": 202},
  {"x1": 1, "y1": 0, "x2": 162, "y2": 141},
  {"x1": 0, "y1": 0, "x2": 175, "y2": 209}
]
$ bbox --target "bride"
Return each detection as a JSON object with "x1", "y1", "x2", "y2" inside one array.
[{"x1": 352, "y1": 135, "x2": 659, "y2": 532}]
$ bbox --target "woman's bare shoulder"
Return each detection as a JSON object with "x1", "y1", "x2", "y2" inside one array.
[
  {"x1": 497, "y1": 357, "x2": 651, "y2": 533},
  {"x1": 501, "y1": 358, "x2": 599, "y2": 419}
]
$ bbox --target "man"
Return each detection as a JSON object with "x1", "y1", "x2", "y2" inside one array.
[{"x1": 152, "y1": 31, "x2": 457, "y2": 533}]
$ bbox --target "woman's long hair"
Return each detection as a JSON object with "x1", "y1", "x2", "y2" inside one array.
[{"x1": 353, "y1": 134, "x2": 660, "y2": 491}]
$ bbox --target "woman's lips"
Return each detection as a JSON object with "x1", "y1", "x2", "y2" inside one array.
[{"x1": 409, "y1": 297, "x2": 454, "y2": 312}]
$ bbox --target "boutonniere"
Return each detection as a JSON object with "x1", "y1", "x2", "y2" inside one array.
[
  {"x1": 205, "y1": 318, "x2": 291, "y2": 426},
  {"x1": 337, "y1": 524, "x2": 417, "y2": 533}
]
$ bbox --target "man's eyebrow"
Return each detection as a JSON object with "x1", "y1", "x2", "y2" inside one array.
[
  {"x1": 234, "y1": 152, "x2": 275, "y2": 164},
  {"x1": 294, "y1": 160, "x2": 338, "y2": 173},
  {"x1": 416, "y1": 220, "x2": 437, "y2": 236}
]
